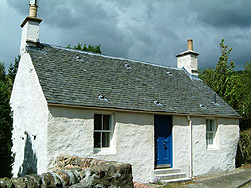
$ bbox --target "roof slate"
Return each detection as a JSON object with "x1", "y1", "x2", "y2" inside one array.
[{"x1": 28, "y1": 44, "x2": 240, "y2": 117}]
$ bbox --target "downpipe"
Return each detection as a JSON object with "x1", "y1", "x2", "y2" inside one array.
[{"x1": 188, "y1": 115, "x2": 193, "y2": 178}]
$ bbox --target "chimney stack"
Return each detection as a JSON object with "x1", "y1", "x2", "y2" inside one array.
[
  {"x1": 176, "y1": 39, "x2": 199, "y2": 76},
  {"x1": 20, "y1": 0, "x2": 42, "y2": 54}
]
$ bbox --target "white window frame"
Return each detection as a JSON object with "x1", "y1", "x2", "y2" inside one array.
[
  {"x1": 94, "y1": 114, "x2": 114, "y2": 154},
  {"x1": 206, "y1": 119, "x2": 217, "y2": 149}
]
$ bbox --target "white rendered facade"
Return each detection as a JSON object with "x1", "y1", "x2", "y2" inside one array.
[
  {"x1": 11, "y1": 77, "x2": 239, "y2": 181},
  {"x1": 46, "y1": 105, "x2": 240, "y2": 182},
  {"x1": 173, "y1": 116, "x2": 239, "y2": 177},
  {"x1": 10, "y1": 53, "x2": 48, "y2": 177}
]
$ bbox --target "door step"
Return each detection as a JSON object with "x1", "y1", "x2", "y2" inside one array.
[
  {"x1": 155, "y1": 164, "x2": 171, "y2": 169},
  {"x1": 164, "y1": 177, "x2": 192, "y2": 183},
  {"x1": 151, "y1": 168, "x2": 191, "y2": 183}
]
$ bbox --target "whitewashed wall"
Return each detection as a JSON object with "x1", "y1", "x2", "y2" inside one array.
[
  {"x1": 172, "y1": 116, "x2": 190, "y2": 175},
  {"x1": 10, "y1": 53, "x2": 48, "y2": 177},
  {"x1": 47, "y1": 106, "x2": 154, "y2": 183},
  {"x1": 173, "y1": 116, "x2": 239, "y2": 177}
]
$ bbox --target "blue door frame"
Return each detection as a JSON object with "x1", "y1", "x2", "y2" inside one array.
[{"x1": 154, "y1": 115, "x2": 172, "y2": 167}]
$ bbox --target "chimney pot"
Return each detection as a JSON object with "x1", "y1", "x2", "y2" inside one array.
[
  {"x1": 187, "y1": 39, "x2": 193, "y2": 51},
  {"x1": 29, "y1": 4, "x2": 38, "y2": 18}
]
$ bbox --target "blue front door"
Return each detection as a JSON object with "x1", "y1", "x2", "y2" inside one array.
[{"x1": 154, "y1": 115, "x2": 172, "y2": 166}]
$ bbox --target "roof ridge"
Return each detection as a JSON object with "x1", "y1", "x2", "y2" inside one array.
[{"x1": 47, "y1": 43, "x2": 181, "y2": 71}]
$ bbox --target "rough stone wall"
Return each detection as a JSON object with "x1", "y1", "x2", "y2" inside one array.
[
  {"x1": 47, "y1": 106, "x2": 154, "y2": 183},
  {"x1": 0, "y1": 169, "x2": 83, "y2": 188},
  {"x1": 173, "y1": 116, "x2": 239, "y2": 177},
  {"x1": 10, "y1": 53, "x2": 48, "y2": 177},
  {"x1": 53, "y1": 155, "x2": 134, "y2": 187},
  {"x1": 0, "y1": 157, "x2": 134, "y2": 187}
]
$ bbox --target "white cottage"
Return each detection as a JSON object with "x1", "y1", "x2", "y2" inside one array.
[{"x1": 11, "y1": 2, "x2": 240, "y2": 183}]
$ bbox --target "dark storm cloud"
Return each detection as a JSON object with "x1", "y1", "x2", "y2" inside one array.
[
  {"x1": 145, "y1": 3, "x2": 156, "y2": 20},
  {"x1": 7, "y1": 0, "x2": 27, "y2": 15},
  {"x1": 192, "y1": 1, "x2": 251, "y2": 28},
  {"x1": 40, "y1": 1, "x2": 108, "y2": 28},
  {"x1": 3, "y1": 0, "x2": 251, "y2": 70},
  {"x1": 38, "y1": 0, "x2": 133, "y2": 58}
]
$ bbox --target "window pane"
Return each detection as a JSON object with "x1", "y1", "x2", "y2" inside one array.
[
  {"x1": 210, "y1": 120, "x2": 213, "y2": 131},
  {"x1": 206, "y1": 133, "x2": 210, "y2": 140},
  {"x1": 209, "y1": 137, "x2": 213, "y2": 145},
  {"x1": 94, "y1": 132, "x2": 101, "y2": 148},
  {"x1": 103, "y1": 115, "x2": 111, "y2": 130},
  {"x1": 206, "y1": 120, "x2": 209, "y2": 131},
  {"x1": 206, "y1": 133, "x2": 214, "y2": 145},
  {"x1": 102, "y1": 132, "x2": 110, "y2": 147},
  {"x1": 206, "y1": 120, "x2": 215, "y2": 131},
  {"x1": 210, "y1": 124, "x2": 213, "y2": 131},
  {"x1": 94, "y1": 114, "x2": 102, "y2": 130},
  {"x1": 211, "y1": 120, "x2": 215, "y2": 131}
]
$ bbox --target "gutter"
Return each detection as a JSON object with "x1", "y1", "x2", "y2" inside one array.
[{"x1": 188, "y1": 115, "x2": 193, "y2": 178}]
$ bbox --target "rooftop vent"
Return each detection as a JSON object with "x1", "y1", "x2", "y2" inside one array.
[
  {"x1": 154, "y1": 100, "x2": 163, "y2": 106},
  {"x1": 199, "y1": 104, "x2": 206, "y2": 109},
  {"x1": 76, "y1": 55, "x2": 83, "y2": 61},
  {"x1": 125, "y1": 64, "x2": 132, "y2": 69},
  {"x1": 213, "y1": 93, "x2": 220, "y2": 106},
  {"x1": 166, "y1": 72, "x2": 173, "y2": 76},
  {"x1": 98, "y1": 95, "x2": 108, "y2": 102}
]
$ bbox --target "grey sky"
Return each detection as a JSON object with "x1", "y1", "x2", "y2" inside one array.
[{"x1": 1, "y1": 0, "x2": 251, "y2": 71}]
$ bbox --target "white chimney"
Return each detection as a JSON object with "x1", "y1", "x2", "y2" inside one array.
[
  {"x1": 176, "y1": 39, "x2": 199, "y2": 76},
  {"x1": 20, "y1": 0, "x2": 42, "y2": 54}
]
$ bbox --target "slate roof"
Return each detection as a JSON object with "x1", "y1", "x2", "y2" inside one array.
[{"x1": 27, "y1": 43, "x2": 240, "y2": 117}]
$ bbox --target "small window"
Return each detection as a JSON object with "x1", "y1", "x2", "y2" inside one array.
[
  {"x1": 206, "y1": 119, "x2": 216, "y2": 148},
  {"x1": 94, "y1": 114, "x2": 113, "y2": 151}
]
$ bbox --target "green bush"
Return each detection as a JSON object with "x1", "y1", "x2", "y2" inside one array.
[{"x1": 239, "y1": 129, "x2": 251, "y2": 163}]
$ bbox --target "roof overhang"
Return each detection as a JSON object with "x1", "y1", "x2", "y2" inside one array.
[{"x1": 47, "y1": 102, "x2": 242, "y2": 119}]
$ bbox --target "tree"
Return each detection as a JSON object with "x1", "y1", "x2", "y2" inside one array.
[
  {"x1": 0, "y1": 62, "x2": 13, "y2": 177},
  {"x1": 67, "y1": 43, "x2": 102, "y2": 54},
  {"x1": 0, "y1": 63, "x2": 6, "y2": 82},
  {"x1": 199, "y1": 39, "x2": 235, "y2": 100},
  {"x1": 199, "y1": 39, "x2": 251, "y2": 130},
  {"x1": 8, "y1": 56, "x2": 20, "y2": 84},
  {"x1": 238, "y1": 62, "x2": 251, "y2": 129}
]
